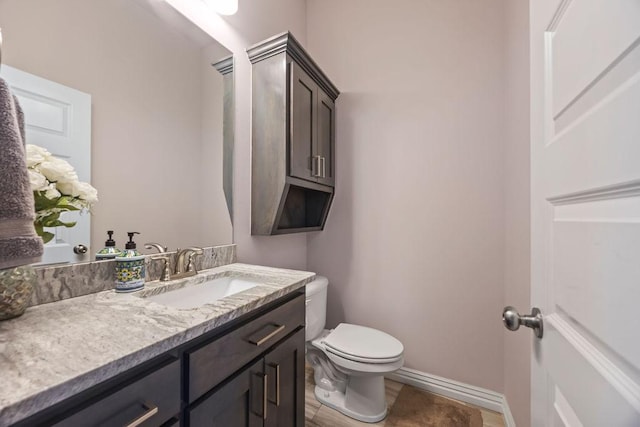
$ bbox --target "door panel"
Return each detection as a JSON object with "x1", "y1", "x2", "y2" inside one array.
[
  {"x1": 188, "y1": 359, "x2": 264, "y2": 427},
  {"x1": 553, "y1": 220, "x2": 640, "y2": 366},
  {"x1": 316, "y1": 90, "x2": 335, "y2": 187},
  {"x1": 545, "y1": 74, "x2": 640, "y2": 196},
  {"x1": 289, "y1": 62, "x2": 317, "y2": 183},
  {"x1": 0, "y1": 65, "x2": 92, "y2": 264},
  {"x1": 551, "y1": 1, "x2": 640, "y2": 117},
  {"x1": 264, "y1": 329, "x2": 305, "y2": 427},
  {"x1": 531, "y1": 0, "x2": 640, "y2": 425}
]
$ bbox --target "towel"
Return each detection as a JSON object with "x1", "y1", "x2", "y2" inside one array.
[{"x1": 0, "y1": 77, "x2": 43, "y2": 269}]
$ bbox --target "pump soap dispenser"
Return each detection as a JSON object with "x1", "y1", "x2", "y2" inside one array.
[
  {"x1": 114, "y1": 232, "x2": 146, "y2": 292},
  {"x1": 96, "y1": 230, "x2": 122, "y2": 261}
]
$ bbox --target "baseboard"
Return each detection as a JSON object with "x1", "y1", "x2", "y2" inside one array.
[{"x1": 387, "y1": 367, "x2": 516, "y2": 427}]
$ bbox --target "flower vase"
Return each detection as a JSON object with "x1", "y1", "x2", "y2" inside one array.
[{"x1": 0, "y1": 264, "x2": 36, "y2": 320}]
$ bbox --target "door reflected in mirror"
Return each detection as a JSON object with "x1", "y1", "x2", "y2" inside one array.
[{"x1": 0, "y1": 0, "x2": 233, "y2": 264}]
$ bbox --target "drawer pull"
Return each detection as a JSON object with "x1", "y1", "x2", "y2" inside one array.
[
  {"x1": 125, "y1": 401, "x2": 158, "y2": 427},
  {"x1": 268, "y1": 363, "x2": 281, "y2": 406},
  {"x1": 247, "y1": 324, "x2": 286, "y2": 346}
]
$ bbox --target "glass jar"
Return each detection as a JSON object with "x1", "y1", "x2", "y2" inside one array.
[{"x1": 0, "y1": 264, "x2": 36, "y2": 320}]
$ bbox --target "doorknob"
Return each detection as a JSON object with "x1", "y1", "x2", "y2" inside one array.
[
  {"x1": 503, "y1": 306, "x2": 543, "y2": 338},
  {"x1": 73, "y1": 244, "x2": 88, "y2": 254}
]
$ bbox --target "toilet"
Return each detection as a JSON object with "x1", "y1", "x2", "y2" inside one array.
[{"x1": 305, "y1": 276, "x2": 404, "y2": 423}]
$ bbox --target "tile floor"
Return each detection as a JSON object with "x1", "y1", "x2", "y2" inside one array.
[{"x1": 304, "y1": 366, "x2": 505, "y2": 427}]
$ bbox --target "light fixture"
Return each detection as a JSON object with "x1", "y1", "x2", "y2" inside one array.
[{"x1": 204, "y1": 0, "x2": 238, "y2": 15}]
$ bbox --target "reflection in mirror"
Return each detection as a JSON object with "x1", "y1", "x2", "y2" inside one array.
[{"x1": 0, "y1": 0, "x2": 233, "y2": 265}]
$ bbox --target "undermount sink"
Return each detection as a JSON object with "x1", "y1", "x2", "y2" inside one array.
[{"x1": 144, "y1": 276, "x2": 262, "y2": 309}]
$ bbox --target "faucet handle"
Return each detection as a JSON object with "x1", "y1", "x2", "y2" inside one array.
[
  {"x1": 149, "y1": 255, "x2": 172, "y2": 281},
  {"x1": 145, "y1": 243, "x2": 167, "y2": 253},
  {"x1": 186, "y1": 249, "x2": 204, "y2": 274}
]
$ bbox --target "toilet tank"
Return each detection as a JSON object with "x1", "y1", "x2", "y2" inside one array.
[{"x1": 305, "y1": 276, "x2": 328, "y2": 341}]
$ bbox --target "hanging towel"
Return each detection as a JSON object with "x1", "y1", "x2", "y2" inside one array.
[{"x1": 0, "y1": 77, "x2": 43, "y2": 269}]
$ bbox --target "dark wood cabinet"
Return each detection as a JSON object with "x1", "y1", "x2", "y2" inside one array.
[
  {"x1": 248, "y1": 32, "x2": 339, "y2": 235},
  {"x1": 290, "y1": 62, "x2": 335, "y2": 187},
  {"x1": 52, "y1": 359, "x2": 181, "y2": 427},
  {"x1": 189, "y1": 328, "x2": 305, "y2": 427},
  {"x1": 15, "y1": 291, "x2": 305, "y2": 427},
  {"x1": 264, "y1": 328, "x2": 305, "y2": 427},
  {"x1": 188, "y1": 359, "x2": 264, "y2": 427}
]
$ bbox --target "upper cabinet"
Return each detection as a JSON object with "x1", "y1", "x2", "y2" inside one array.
[
  {"x1": 248, "y1": 32, "x2": 339, "y2": 235},
  {"x1": 290, "y1": 61, "x2": 336, "y2": 187}
]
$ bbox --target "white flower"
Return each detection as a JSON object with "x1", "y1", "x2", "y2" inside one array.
[
  {"x1": 74, "y1": 182, "x2": 98, "y2": 204},
  {"x1": 39, "y1": 157, "x2": 78, "y2": 183},
  {"x1": 56, "y1": 179, "x2": 79, "y2": 197},
  {"x1": 28, "y1": 169, "x2": 49, "y2": 192},
  {"x1": 57, "y1": 180, "x2": 98, "y2": 205},
  {"x1": 43, "y1": 184, "x2": 61, "y2": 200},
  {"x1": 26, "y1": 144, "x2": 51, "y2": 167}
]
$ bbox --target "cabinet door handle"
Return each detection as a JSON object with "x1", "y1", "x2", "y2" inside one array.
[
  {"x1": 311, "y1": 155, "x2": 322, "y2": 177},
  {"x1": 321, "y1": 156, "x2": 326, "y2": 178},
  {"x1": 263, "y1": 372, "x2": 268, "y2": 419},
  {"x1": 125, "y1": 401, "x2": 158, "y2": 427},
  {"x1": 251, "y1": 373, "x2": 268, "y2": 419},
  {"x1": 268, "y1": 363, "x2": 281, "y2": 406},
  {"x1": 247, "y1": 324, "x2": 286, "y2": 346}
]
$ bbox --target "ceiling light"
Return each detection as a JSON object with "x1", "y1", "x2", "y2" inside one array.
[{"x1": 204, "y1": 0, "x2": 238, "y2": 15}]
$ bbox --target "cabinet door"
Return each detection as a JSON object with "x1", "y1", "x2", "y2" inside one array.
[
  {"x1": 188, "y1": 359, "x2": 265, "y2": 427},
  {"x1": 315, "y1": 89, "x2": 335, "y2": 187},
  {"x1": 289, "y1": 61, "x2": 318, "y2": 183},
  {"x1": 264, "y1": 328, "x2": 305, "y2": 427}
]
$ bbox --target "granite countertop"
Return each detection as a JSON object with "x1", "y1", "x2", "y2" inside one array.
[{"x1": 0, "y1": 263, "x2": 315, "y2": 426}]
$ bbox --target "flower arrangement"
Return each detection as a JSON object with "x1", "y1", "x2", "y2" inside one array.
[{"x1": 26, "y1": 144, "x2": 98, "y2": 243}]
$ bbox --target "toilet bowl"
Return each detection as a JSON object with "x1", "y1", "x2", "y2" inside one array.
[{"x1": 305, "y1": 276, "x2": 404, "y2": 423}]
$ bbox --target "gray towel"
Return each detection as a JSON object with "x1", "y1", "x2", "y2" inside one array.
[{"x1": 0, "y1": 77, "x2": 43, "y2": 269}]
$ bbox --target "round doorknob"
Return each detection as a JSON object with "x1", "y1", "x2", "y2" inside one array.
[
  {"x1": 502, "y1": 306, "x2": 544, "y2": 339},
  {"x1": 73, "y1": 244, "x2": 88, "y2": 254}
]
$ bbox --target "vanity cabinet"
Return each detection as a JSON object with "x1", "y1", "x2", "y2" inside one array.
[
  {"x1": 14, "y1": 291, "x2": 305, "y2": 427},
  {"x1": 248, "y1": 32, "x2": 339, "y2": 235},
  {"x1": 188, "y1": 328, "x2": 305, "y2": 427},
  {"x1": 13, "y1": 355, "x2": 182, "y2": 427}
]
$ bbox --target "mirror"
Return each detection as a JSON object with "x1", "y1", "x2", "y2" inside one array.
[{"x1": 0, "y1": 0, "x2": 233, "y2": 263}]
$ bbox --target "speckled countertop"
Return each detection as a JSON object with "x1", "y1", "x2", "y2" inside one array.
[{"x1": 0, "y1": 263, "x2": 315, "y2": 426}]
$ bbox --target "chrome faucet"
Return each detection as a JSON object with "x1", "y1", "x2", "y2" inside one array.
[
  {"x1": 144, "y1": 242, "x2": 167, "y2": 253},
  {"x1": 175, "y1": 247, "x2": 204, "y2": 278},
  {"x1": 147, "y1": 242, "x2": 172, "y2": 281},
  {"x1": 149, "y1": 254, "x2": 172, "y2": 281}
]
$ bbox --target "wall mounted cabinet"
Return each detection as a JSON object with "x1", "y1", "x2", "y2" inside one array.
[{"x1": 248, "y1": 32, "x2": 339, "y2": 235}]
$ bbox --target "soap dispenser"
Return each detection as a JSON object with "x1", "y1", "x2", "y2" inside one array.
[
  {"x1": 95, "y1": 230, "x2": 122, "y2": 261},
  {"x1": 114, "y1": 232, "x2": 146, "y2": 293}
]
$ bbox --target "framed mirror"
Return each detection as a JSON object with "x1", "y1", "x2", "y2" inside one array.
[{"x1": 0, "y1": 0, "x2": 233, "y2": 264}]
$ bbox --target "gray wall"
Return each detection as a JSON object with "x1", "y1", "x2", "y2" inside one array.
[{"x1": 305, "y1": 0, "x2": 508, "y2": 393}]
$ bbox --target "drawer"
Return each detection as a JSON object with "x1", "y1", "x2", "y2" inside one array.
[
  {"x1": 54, "y1": 359, "x2": 181, "y2": 427},
  {"x1": 187, "y1": 293, "x2": 304, "y2": 402}
]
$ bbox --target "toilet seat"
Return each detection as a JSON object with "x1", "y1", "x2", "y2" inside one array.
[{"x1": 322, "y1": 323, "x2": 404, "y2": 364}]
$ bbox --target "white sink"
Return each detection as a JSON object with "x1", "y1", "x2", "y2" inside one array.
[{"x1": 145, "y1": 276, "x2": 261, "y2": 309}]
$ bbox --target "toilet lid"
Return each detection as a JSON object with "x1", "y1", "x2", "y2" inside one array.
[{"x1": 322, "y1": 323, "x2": 404, "y2": 362}]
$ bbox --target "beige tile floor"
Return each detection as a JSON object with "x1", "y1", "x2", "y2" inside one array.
[{"x1": 304, "y1": 366, "x2": 505, "y2": 427}]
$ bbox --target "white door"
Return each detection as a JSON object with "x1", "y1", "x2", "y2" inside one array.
[
  {"x1": 530, "y1": 1, "x2": 640, "y2": 426},
  {"x1": 0, "y1": 65, "x2": 92, "y2": 265}
]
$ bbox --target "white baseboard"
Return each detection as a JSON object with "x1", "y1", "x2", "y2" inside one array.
[{"x1": 387, "y1": 367, "x2": 516, "y2": 427}]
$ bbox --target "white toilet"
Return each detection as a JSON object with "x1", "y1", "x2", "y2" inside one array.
[{"x1": 305, "y1": 276, "x2": 404, "y2": 423}]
